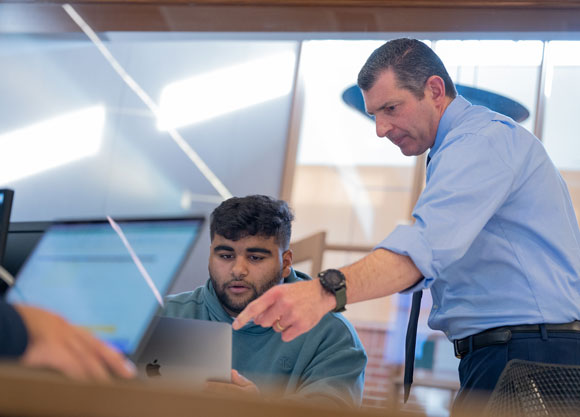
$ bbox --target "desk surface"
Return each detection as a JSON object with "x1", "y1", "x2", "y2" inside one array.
[{"x1": 0, "y1": 362, "x2": 430, "y2": 417}]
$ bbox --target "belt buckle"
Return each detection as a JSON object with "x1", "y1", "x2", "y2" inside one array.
[{"x1": 453, "y1": 340, "x2": 462, "y2": 359}]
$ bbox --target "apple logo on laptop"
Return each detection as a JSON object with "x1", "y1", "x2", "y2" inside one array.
[{"x1": 146, "y1": 359, "x2": 161, "y2": 377}]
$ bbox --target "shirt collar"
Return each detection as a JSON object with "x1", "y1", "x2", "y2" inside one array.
[{"x1": 428, "y1": 95, "x2": 471, "y2": 160}]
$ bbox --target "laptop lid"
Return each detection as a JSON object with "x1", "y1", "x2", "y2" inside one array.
[
  {"x1": 5, "y1": 217, "x2": 204, "y2": 360},
  {"x1": 137, "y1": 316, "x2": 231, "y2": 386}
]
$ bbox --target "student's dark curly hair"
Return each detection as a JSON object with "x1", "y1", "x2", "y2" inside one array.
[{"x1": 210, "y1": 195, "x2": 294, "y2": 250}]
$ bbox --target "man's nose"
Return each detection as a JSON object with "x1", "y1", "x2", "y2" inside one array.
[
  {"x1": 375, "y1": 117, "x2": 393, "y2": 138},
  {"x1": 231, "y1": 258, "x2": 248, "y2": 279}
]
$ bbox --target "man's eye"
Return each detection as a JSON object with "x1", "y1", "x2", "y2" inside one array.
[
  {"x1": 249, "y1": 255, "x2": 264, "y2": 261},
  {"x1": 385, "y1": 105, "x2": 397, "y2": 113},
  {"x1": 219, "y1": 254, "x2": 234, "y2": 259}
]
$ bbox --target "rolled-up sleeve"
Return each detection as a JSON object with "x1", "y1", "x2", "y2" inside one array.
[{"x1": 377, "y1": 225, "x2": 435, "y2": 292}]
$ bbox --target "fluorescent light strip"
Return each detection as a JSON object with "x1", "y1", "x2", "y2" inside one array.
[
  {"x1": 157, "y1": 52, "x2": 295, "y2": 130},
  {"x1": 0, "y1": 106, "x2": 105, "y2": 184},
  {"x1": 62, "y1": 4, "x2": 232, "y2": 201}
]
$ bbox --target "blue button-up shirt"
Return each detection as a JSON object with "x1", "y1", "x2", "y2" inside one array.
[{"x1": 378, "y1": 96, "x2": 580, "y2": 340}]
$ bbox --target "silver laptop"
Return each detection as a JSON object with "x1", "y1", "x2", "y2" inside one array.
[
  {"x1": 5, "y1": 217, "x2": 204, "y2": 361},
  {"x1": 136, "y1": 316, "x2": 231, "y2": 386}
]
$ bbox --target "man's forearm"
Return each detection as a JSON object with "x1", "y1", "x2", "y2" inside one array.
[
  {"x1": 232, "y1": 248, "x2": 424, "y2": 340},
  {"x1": 340, "y1": 248, "x2": 423, "y2": 305}
]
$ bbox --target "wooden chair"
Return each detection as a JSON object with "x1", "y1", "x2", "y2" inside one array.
[
  {"x1": 290, "y1": 231, "x2": 374, "y2": 277},
  {"x1": 289, "y1": 231, "x2": 327, "y2": 277}
]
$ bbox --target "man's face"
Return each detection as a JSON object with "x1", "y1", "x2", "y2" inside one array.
[
  {"x1": 363, "y1": 69, "x2": 440, "y2": 156},
  {"x1": 209, "y1": 234, "x2": 292, "y2": 317}
]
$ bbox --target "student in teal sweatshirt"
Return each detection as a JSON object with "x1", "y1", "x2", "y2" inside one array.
[{"x1": 164, "y1": 195, "x2": 366, "y2": 407}]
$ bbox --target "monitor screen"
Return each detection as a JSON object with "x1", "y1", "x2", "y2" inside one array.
[{"x1": 6, "y1": 217, "x2": 204, "y2": 357}]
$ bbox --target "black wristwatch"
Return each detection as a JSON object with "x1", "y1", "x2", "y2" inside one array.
[{"x1": 317, "y1": 269, "x2": 347, "y2": 313}]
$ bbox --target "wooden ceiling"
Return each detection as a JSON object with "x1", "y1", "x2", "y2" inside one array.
[{"x1": 1, "y1": 0, "x2": 580, "y2": 34}]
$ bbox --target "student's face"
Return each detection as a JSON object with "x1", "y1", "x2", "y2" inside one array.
[
  {"x1": 363, "y1": 68, "x2": 440, "y2": 156},
  {"x1": 209, "y1": 234, "x2": 292, "y2": 317}
]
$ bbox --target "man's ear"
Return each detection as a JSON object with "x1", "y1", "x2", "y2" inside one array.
[
  {"x1": 425, "y1": 75, "x2": 446, "y2": 103},
  {"x1": 282, "y1": 249, "x2": 293, "y2": 277}
]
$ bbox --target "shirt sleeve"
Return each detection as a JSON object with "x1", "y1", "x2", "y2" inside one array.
[
  {"x1": 0, "y1": 301, "x2": 29, "y2": 357},
  {"x1": 287, "y1": 314, "x2": 367, "y2": 407},
  {"x1": 378, "y1": 131, "x2": 517, "y2": 291}
]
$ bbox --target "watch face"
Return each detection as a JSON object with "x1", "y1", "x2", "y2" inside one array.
[
  {"x1": 325, "y1": 272, "x2": 343, "y2": 287},
  {"x1": 321, "y1": 270, "x2": 345, "y2": 290}
]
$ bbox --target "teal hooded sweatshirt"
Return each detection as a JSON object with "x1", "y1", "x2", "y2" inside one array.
[{"x1": 163, "y1": 268, "x2": 367, "y2": 407}]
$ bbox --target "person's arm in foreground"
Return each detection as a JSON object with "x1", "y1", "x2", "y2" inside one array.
[
  {"x1": 13, "y1": 304, "x2": 135, "y2": 381},
  {"x1": 233, "y1": 248, "x2": 422, "y2": 341}
]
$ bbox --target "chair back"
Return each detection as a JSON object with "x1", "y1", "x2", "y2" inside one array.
[{"x1": 485, "y1": 359, "x2": 580, "y2": 417}]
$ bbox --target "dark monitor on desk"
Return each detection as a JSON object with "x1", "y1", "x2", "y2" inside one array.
[{"x1": 0, "y1": 189, "x2": 14, "y2": 266}]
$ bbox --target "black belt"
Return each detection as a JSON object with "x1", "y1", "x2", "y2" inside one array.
[{"x1": 453, "y1": 321, "x2": 580, "y2": 359}]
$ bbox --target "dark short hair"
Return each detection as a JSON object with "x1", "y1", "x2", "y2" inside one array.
[
  {"x1": 358, "y1": 38, "x2": 457, "y2": 99},
  {"x1": 210, "y1": 195, "x2": 294, "y2": 250}
]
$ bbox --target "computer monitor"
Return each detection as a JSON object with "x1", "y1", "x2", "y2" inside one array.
[
  {"x1": 0, "y1": 189, "x2": 14, "y2": 266},
  {"x1": 5, "y1": 217, "x2": 205, "y2": 358}
]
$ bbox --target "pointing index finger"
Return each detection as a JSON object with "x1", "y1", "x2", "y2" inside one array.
[{"x1": 232, "y1": 290, "x2": 275, "y2": 330}]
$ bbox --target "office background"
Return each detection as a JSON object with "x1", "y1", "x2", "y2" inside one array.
[{"x1": 1, "y1": 1, "x2": 579, "y2": 415}]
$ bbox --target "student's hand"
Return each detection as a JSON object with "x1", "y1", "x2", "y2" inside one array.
[
  {"x1": 233, "y1": 279, "x2": 335, "y2": 342},
  {"x1": 204, "y1": 370, "x2": 260, "y2": 396},
  {"x1": 14, "y1": 304, "x2": 136, "y2": 382}
]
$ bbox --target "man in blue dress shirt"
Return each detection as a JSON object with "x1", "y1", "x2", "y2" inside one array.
[{"x1": 233, "y1": 38, "x2": 580, "y2": 407}]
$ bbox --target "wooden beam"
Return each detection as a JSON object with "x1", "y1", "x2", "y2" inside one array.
[
  {"x1": 6, "y1": 0, "x2": 580, "y2": 8},
  {"x1": 2, "y1": 2, "x2": 580, "y2": 34}
]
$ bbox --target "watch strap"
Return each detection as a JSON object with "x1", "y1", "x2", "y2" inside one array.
[{"x1": 333, "y1": 286, "x2": 347, "y2": 312}]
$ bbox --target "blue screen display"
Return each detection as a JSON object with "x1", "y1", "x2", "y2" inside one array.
[{"x1": 6, "y1": 218, "x2": 202, "y2": 355}]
